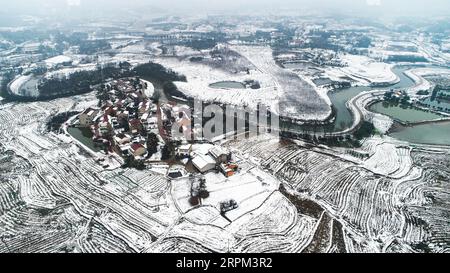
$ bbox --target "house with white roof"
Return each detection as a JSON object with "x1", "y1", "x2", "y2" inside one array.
[{"x1": 192, "y1": 154, "x2": 216, "y2": 173}]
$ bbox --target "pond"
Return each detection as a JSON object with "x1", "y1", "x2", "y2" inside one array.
[
  {"x1": 390, "y1": 121, "x2": 450, "y2": 146},
  {"x1": 209, "y1": 81, "x2": 246, "y2": 89},
  {"x1": 369, "y1": 101, "x2": 443, "y2": 123},
  {"x1": 68, "y1": 127, "x2": 102, "y2": 152}
]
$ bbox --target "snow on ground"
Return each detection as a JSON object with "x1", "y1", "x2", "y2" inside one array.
[
  {"x1": 171, "y1": 159, "x2": 280, "y2": 222},
  {"x1": 405, "y1": 67, "x2": 450, "y2": 96},
  {"x1": 9, "y1": 75, "x2": 32, "y2": 94},
  {"x1": 232, "y1": 45, "x2": 331, "y2": 121},
  {"x1": 191, "y1": 143, "x2": 215, "y2": 155},
  {"x1": 324, "y1": 53, "x2": 398, "y2": 86},
  {"x1": 154, "y1": 45, "x2": 331, "y2": 121},
  {"x1": 154, "y1": 56, "x2": 281, "y2": 116},
  {"x1": 44, "y1": 55, "x2": 72, "y2": 67},
  {"x1": 141, "y1": 79, "x2": 155, "y2": 98},
  {"x1": 8, "y1": 74, "x2": 40, "y2": 97},
  {"x1": 183, "y1": 206, "x2": 230, "y2": 228},
  {"x1": 369, "y1": 48, "x2": 426, "y2": 60},
  {"x1": 172, "y1": 45, "x2": 202, "y2": 57},
  {"x1": 227, "y1": 191, "x2": 317, "y2": 252},
  {"x1": 363, "y1": 142, "x2": 401, "y2": 175},
  {"x1": 118, "y1": 42, "x2": 150, "y2": 55}
]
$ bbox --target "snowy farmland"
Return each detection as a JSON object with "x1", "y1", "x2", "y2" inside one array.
[
  {"x1": 3, "y1": 90, "x2": 448, "y2": 253},
  {"x1": 324, "y1": 53, "x2": 399, "y2": 86},
  {"x1": 221, "y1": 134, "x2": 450, "y2": 253},
  {"x1": 1, "y1": 13, "x2": 450, "y2": 254},
  {"x1": 154, "y1": 45, "x2": 332, "y2": 122}
]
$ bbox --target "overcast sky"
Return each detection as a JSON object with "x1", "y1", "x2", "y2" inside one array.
[{"x1": 2, "y1": 0, "x2": 450, "y2": 18}]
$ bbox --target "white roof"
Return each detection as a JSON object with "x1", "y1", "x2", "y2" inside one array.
[
  {"x1": 209, "y1": 146, "x2": 227, "y2": 158},
  {"x1": 178, "y1": 144, "x2": 192, "y2": 150},
  {"x1": 192, "y1": 143, "x2": 215, "y2": 156},
  {"x1": 192, "y1": 154, "x2": 216, "y2": 170}
]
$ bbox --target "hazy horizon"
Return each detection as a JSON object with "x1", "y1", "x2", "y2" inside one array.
[{"x1": 1, "y1": 0, "x2": 450, "y2": 20}]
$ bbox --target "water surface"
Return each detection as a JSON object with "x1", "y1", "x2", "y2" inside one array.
[
  {"x1": 369, "y1": 101, "x2": 443, "y2": 123},
  {"x1": 209, "y1": 81, "x2": 246, "y2": 89},
  {"x1": 68, "y1": 127, "x2": 102, "y2": 152},
  {"x1": 390, "y1": 121, "x2": 450, "y2": 146}
]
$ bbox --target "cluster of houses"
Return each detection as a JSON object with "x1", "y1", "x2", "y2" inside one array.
[
  {"x1": 75, "y1": 77, "x2": 240, "y2": 182},
  {"x1": 77, "y1": 78, "x2": 158, "y2": 160}
]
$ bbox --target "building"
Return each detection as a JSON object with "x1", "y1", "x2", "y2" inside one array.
[
  {"x1": 209, "y1": 146, "x2": 229, "y2": 164},
  {"x1": 220, "y1": 162, "x2": 239, "y2": 177},
  {"x1": 79, "y1": 108, "x2": 99, "y2": 127},
  {"x1": 220, "y1": 199, "x2": 238, "y2": 213},
  {"x1": 176, "y1": 144, "x2": 192, "y2": 158},
  {"x1": 192, "y1": 154, "x2": 216, "y2": 173},
  {"x1": 129, "y1": 119, "x2": 143, "y2": 135},
  {"x1": 129, "y1": 143, "x2": 147, "y2": 158}
]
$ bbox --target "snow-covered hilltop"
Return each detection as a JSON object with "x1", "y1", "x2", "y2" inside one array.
[
  {"x1": 154, "y1": 45, "x2": 332, "y2": 122},
  {"x1": 324, "y1": 54, "x2": 399, "y2": 86}
]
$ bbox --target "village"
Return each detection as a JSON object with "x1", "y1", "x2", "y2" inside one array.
[{"x1": 68, "y1": 77, "x2": 249, "y2": 215}]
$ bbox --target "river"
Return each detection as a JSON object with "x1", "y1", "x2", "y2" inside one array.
[
  {"x1": 283, "y1": 65, "x2": 450, "y2": 146},
  {"x1": 282, "y1": 66, "x2": 416, "y2": 133}
]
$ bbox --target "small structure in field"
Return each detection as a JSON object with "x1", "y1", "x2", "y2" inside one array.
[{"x1": 219, "y1": 199, "x2": 238, "y2": 214}]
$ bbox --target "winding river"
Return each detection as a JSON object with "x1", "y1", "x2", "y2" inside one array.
[
  {"x1": 2, "y1": 63, "x2": 450, "y2": 146},
  {"x1": 284, "y1": 65, "x2": 450, "y2": 146}
]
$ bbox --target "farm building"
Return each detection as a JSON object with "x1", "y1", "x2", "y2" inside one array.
[{"x1": 192, "y1": 154, "x2": 216, "y2": 173}]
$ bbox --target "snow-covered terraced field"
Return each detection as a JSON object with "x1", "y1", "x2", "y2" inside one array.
[
  {"x1": 223, "y1": 134, "x2": 450, "y2": 253},
  {"x1": 0, "y1": 85, "x2": 448, "y2": 252},
  {"x1": 0, "y1": 94, "x2": 335, "y2": 253}
]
